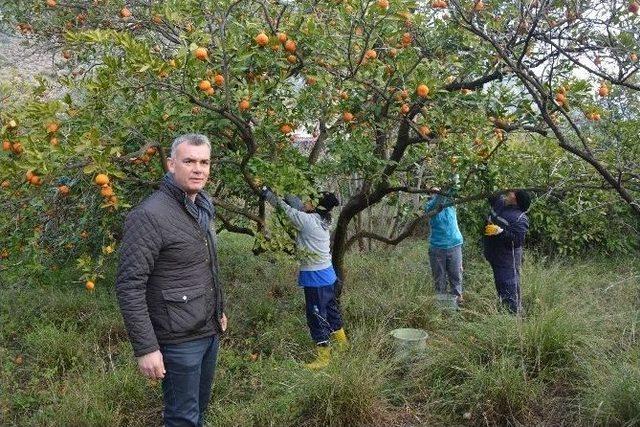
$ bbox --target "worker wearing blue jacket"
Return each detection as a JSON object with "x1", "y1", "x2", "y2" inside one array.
[
  {"x1": 424, "y1": 185, "x2": 464, "y2": 305},
  {"x1": 483, "y1": 190, "x2": 531, "y2": 314}
]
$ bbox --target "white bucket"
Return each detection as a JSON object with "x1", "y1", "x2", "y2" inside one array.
[{"x1": 390, "y1": 328, "x2": 428, "y2": 359}]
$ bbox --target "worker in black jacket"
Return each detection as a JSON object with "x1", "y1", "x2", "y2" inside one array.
[
  {"x1": 483, "y1": 190, "x2": 531, "y2": 314},
  {"x1": 115, "y1": 134, "x2": 226, "y2": 427}
]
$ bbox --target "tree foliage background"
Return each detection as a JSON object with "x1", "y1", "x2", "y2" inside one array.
[{"x1": 0, "y1": 0, "x2": 639, "y2": 286}]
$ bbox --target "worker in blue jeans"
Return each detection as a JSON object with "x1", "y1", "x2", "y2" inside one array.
[
  {"x1": 262, "y1": 188, "x2": 347, "y2": 369},
  {"x1": 424, "y1": 184, "x2": 464, "y2": 306}
]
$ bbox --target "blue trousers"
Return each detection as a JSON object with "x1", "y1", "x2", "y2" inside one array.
[
  {"x1": 304, "y1": 284, "x2": 344, "y2": 344},
  {"x1": 428, "y1": 245, "x2": 463, "y2": 297},
  {"x1": 161, "y1": 335, "x2": 219, "y2": 427}
]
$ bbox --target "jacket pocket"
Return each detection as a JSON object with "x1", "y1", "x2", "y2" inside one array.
[{"x1": 162, "y1": 286, "x2": 207, "y2": 334}]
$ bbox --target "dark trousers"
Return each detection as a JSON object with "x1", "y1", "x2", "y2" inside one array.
[
  {"x1": 161, "y1": 335, "x2": 219, "y2": 427},
  {"x1": 490, "y1": 250, "x2": 523, "y2": 314},
  {"x1": 304, "y1": 284, "x2": 344, "y2": 344}
]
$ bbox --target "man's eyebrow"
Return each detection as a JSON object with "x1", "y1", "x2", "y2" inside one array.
[{"x1": 182, "y1": 157, "x2": 210, "y2": 162}]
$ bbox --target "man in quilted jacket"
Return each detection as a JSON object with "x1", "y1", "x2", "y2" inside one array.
[{"x1": 115, "y1": 134, "x2": 226, "y2": 427}]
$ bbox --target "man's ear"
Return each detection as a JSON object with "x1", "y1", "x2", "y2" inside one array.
[{"x1": 167, "y1": 157, "x2": 175, "y2": 173}]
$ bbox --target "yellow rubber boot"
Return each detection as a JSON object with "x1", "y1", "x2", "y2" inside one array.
[
  {"x1": 330, "y1": 328, "x2": 348, "y2": 349},
  {"x1": 304, "y1": 346, "x2": 331, "y2": 370}
]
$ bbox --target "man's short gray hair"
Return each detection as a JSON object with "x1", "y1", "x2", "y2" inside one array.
[{"x1": 170, "y1": 133, "x2": 211, "y2": 158}]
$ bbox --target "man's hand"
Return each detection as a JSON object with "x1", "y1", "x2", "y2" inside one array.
[
  {"x1": 220, "y1": 313, "x2": 228, "y2": 332},
  {"x1": 137, "y1": 350, "x2": 165, "y2": 379},
  {"x1": 484, "y1": 224, "x2": 504, "y2": 236}
]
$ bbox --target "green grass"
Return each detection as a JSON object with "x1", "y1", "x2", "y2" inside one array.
[{"x1": 1, "y1": 234, "x2": 639, "y2": 426}]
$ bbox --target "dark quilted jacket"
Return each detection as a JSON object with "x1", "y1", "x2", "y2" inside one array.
[{"x1": 115, "y1": 181, "x2": 224, "y2": 357}]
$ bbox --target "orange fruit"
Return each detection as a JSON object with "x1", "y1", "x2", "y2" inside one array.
[
  {"x1": 2, "y1": 140, "x2": 10, "y2": 151},
  {"x1": 340, "y1": 91, "x2": 349, "y2": 100},
  {"x1": 400, "y1": 103, "x2": 410, "y2": 114},
  {"x1": 198, "y1": 80, "x2": 212, "y2": 91},
  {"x1": 58, "y1": 185, "x2": 70, "y2": 195},
  {"x1": 419, "y1": 125, "x2": 431, "y2": 136},
  {"x1": 342, "y1": 111, "x2": 354, "y2": 122},
  {"x1": 46, "y1": 121, "x2": 60, "y2": 133},
  {"x1": 280, "y1": 124, "x2": 293, "y2": 134},
  {"x1": 46, "y1": 0, "x2": 56, "y2": 6},
  {"x1": 598, "y1": 84, "x2": 609, "y2": 97},
  {"x1": 146, "y1": 146, "x2": 157, "y2": 155},
  {"x1": 100, "y1": 186, "x2": 114, "y2": 197},
  {"x1": 62, "y1": 50, "x2": 72, "y2": 59},
  {"x1": 25, "y1": 170, "x2": 35, "y2": 182},
  {"x1": 194, "y1": 47, "x2": 208, "y2": 61},
  {"x1": 377, "y1": 0, "x2": 390, "y2": 9},
  {"x1": 11, "y1": 143, "x2": 23, "y2": 155},
  {"x1": 29, "y1": 175, "x2": 42, "y2": 186},
  {"x1": 401, "y1": 32, "x2": 412, "y2": 46},
  {"x1": 94, "y1": 173, "x2": 110, "y2": 186},
  {"x1": 277, "y1": 32, "x2": 288, "y2": 43},
  {"x1": 287, "y1": 55, "x2": 297, "y2": 64},
  {"x1": 416, "y1": 84, "x2": 429, "y2": 98},
  {"x1": 152, "y1": 14, "x2": 162, "y2": 24},
  {"x1": 306, "y1": 76, "x2": 317, "y2": 85},
  {"x1": 473, "y1": 0, "x2": 485, "y2": 11},
  {"x1": 206, "y1": 87, "x2": 215, "y2": 96},
  {"x1": 239, "y1": 99, "x2": 250, "y2": 111},
  {"x1": 85, "y1": 280, "x2": 95, "y2": 291},
  {"x1": 555, "y1": 92, "x2": 566, "y2": 103},
  {"x1": 255, "y1": 32, "x2": 269, "y2": 46},
  {"x1": 0, "y1": 180, "x2": 9, "y2": 189},
  {"x1": 120, "y1": 7, "x2": 132, "y2": 18},
  {"x1": 214, "y1": 74, "x2": 224, "y2": 86},
  {"x1": 284, "y1": 39, "x2": 297, "y2": 53},
  {"x1": 365, "y1": 49, "x2": 377, "y2": 60}
]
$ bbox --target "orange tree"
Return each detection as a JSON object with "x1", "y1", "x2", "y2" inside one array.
[{"x1": 1, "y1": 0, "x2": 638, "y2": 291}]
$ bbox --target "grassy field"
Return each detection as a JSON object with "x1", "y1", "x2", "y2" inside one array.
[{"x1": 1, "y1": 234, "x2": 639, "y2": 426}]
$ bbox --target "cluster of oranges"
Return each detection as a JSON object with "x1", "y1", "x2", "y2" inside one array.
[
  {"x1": 94, "y1": 173, "x2": 117, "y2": 206},
  {"x1": 2, "y1": 120, "x2": 23, "y2": 154},
  {"x1": 554, "y1": 86, "x2": 568, "y2": 108},
  {"x1": 197, "y1": 71, "x2": 223, "y2": 96},
  {"x1": 132, "y1": 146, "x2": 158, "y2": 165},
  {"x1": 47, "y1": 120, "x2": 60, "y2": 146},
  {"x1": 252, "y1": 31, "x2": 298, "y2": 64},
  {"x1": 25, "y1": 170, "x2": 42, "y2": 187}
]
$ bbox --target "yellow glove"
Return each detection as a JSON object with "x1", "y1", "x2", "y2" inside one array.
[{"x1": 484, "y1": 224, "x2": 503, "y2": 236}]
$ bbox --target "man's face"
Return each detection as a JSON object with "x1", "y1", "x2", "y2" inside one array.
[{"x1": 167, "y1": 142, "x2": 211, "y2": 195}]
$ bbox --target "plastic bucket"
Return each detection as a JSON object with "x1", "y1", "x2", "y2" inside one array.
[
  {"x1": 436, "y1": 293, "x2": 458, "y2": 310},
  {"x1": 390, "y1": 328, "x2": 428, "y2": 359}
]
